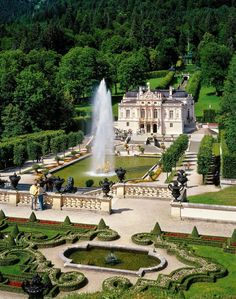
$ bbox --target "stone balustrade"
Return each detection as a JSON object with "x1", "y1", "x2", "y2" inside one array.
[
  {"x1": 0, "y1": 189, "x2": 111, "y2": 214},
  {"x1": 85, "y1": 183, "x2": 172, "y2": 200}
]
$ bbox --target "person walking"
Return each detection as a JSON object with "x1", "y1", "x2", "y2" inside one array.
[
  {"x1": 29, "y1": 181, "x2": 38, "y2": 210},
  {"x1": 37, "y1": 183, "x2": 45, "y2": 210}
]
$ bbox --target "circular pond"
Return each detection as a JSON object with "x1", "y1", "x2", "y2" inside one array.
[{"x1": 60, "y1": 243, "x2": 166, "y2": 276}]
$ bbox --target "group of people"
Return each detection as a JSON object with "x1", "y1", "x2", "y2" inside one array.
[{"x1": 29, "y1": 181, "x2": 45, "y2": 211}]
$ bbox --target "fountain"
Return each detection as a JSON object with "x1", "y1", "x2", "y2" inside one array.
[{"x1": 91, "y1": 79, "x2": 114, "y2": 175}]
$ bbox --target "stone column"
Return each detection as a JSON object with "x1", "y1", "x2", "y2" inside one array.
[
  {"x1": 170, "y1": 201, "x2": 182, "y2": 219},
  {"x1": 50, "y1": 193, "x2": 63, "y2": 210},
  {"x1": 7, "y1": 190, "x2": 18, "y2": 206},
  {"x1": 116, "y1": 183, "x2": 125, "y2": 199}
]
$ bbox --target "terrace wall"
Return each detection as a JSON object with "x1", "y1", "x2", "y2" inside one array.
[{"x1": 171, "y1": 201, "x2": 236, "y2": 223}]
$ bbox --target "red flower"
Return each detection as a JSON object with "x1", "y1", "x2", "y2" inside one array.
[
  {"x1": 39, "y1": 220, "x2": 60, "y2": 225},
  {"x1": 163, "y1": 232, "x2": 189, "y2": 238},
  {"x1": 202, "y1": 236, "x2": 226, "y2": 242},
  {"x1": 8, "y1": 281, "x2": 22, "y2": 287},
  {"x1": 8, "y1": 217, "x2": 27, "y2": 222}
]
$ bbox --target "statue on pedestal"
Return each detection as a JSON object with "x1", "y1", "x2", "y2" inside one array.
[
  {"x1": 63, "y1": 176, "x2": 77, "y2": 193},
  {"x1": 9, "y1": 173, "x2": 21, "y2": 190}
]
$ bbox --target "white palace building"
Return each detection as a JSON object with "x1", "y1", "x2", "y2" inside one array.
[{"x1": 116, "y1": 84, "x2": 195, "y2": 136}]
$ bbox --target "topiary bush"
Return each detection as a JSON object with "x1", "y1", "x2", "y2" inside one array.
[
  {"x1": 85, "y1": 179, "x2": 94, "y2": 187},
  {"x1": 11, "y1": 224, "x2": 20, "y2": 238},
  {"x1": 63, "y1": 216, "x2": 72, "y2": 226},
  {"x1": 151, "y1": 222, "x2": 162, "y2": 236},
  {"x1": 231, "y1": 229, "x2": 236, "y2": 243},
  {"x1": 29, "y1": 212, "x2": 37, "y2": 222},
  {"x1": 191, "y1": 226, "x2": 200, "y2": 238},
  {"x1": 98, "y1": 218, "x2": 107, "y2": 230},
  {"x1": 0, "y1": 210, "x2": 6, "y2": 220}
]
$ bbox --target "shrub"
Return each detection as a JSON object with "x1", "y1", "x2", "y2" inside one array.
[
  {"x1": 8, "y1": 235, "x2": 16, "y2": 246},
  {"x1": 32, "y1": 164, "x2": 40, "y2": 173},
  {"x1": 0, "y1": 210, "x2": 6, "y2": 220},
  {"x1": 85, "y1": 179, "x2": 94, "y2": 187},
  {"x1": 221, "y1": 132, "x2": 236, "y2": 179},
  {"x1": 148, "y1": 70, "x2": 168, "y2": 78},
  {"x1": 191, "y1": 226, "x2": 200, "y2": 238},
  {"x1": 197, "y1": 135, "x2": 214, "y2": 182},
  {"x1": 63, "y1": 216, "x2": 72, "y2": 226},
  {"x1": 162, "y1": 134, "x2": 188, "y2": 172},
  {"x1": 186, "y1": 70, "x2": 201, "y2": 101},
  {"x1": 151, "y1": 222, "x2": 162, "y2": 236},
  {"x1": 231, "y1": 229, "x2": 236, "y2": 243},
  {"x1": 202, "y1": 109, "x2": 216, "y2": 122},
  {"x1": 11, "y1": 224, "x2": 20, "y2": 238},
  {"x1": 155, "y1": 71, "x2": 175, "y2": 89},
  {"x1": 29, "y1": 212, "x2": 37, "y2": 222},
  {"x1": 98, "y1": 218, "x2": 107, "y2": 230}
]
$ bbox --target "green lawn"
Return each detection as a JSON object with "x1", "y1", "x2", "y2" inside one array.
[
  {"x1": 148, "y1": 77, "x2": 165, "y2": 89},
  {"x1": 188, "y1": 186, "x2": 236, "y2": 206},
  {"x1": 195, "y1": 86, "x2": 220, "y2": 117},
  {"x1": 185, "y1": 245, "x2": 236, "y2": 298}
]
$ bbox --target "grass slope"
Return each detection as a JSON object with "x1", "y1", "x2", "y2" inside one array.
[
  {"x1": 195, "y1": 86, "x2": 220, "y2": 117},
  {"x1": 188, "y1": 186, "x2": 236, "y2": 206}
]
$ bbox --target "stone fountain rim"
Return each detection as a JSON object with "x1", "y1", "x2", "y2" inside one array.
[{"x1": 59, "y1": 242, "x2": 167, "y2": 277}]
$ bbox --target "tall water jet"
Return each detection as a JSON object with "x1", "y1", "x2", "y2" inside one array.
[{"x1": 91, "y1": 79, "x2": 114, "y2": 175}]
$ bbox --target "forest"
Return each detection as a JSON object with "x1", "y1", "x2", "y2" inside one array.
[{"x1": 0, "y1": 0, "x2": 235, "y2": 138}]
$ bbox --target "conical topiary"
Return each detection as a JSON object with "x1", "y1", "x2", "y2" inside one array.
[
  {"x1": 29, "y1": 212, "x2": 37, "y2": 222},
  {"x1": 0, "y1": 210, "x2": 6, "y2": 220},
  {"x1": 191, "y1": 226, "x2": 199, "y2": 238},
  {"x1": 63, "y1": 216, "x2": 72, "y2": 226},
  {"x1": 11, "y1": 224, "x2": 20, "y2": 238},
  {"x1": 231, "y1": 229, "x2": 236, "y2": 243},
  {"x1": 151, "y1": 222, "x2": 162, "y2": 236},
  {"x1": 8, "y1": 235, "x2": 16, "y2": 247},
  {"x1": 98, "y1": 218, "x2": 107, "y2": 230}
]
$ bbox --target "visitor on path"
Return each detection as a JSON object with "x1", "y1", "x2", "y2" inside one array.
[
  {"x1": 37, "y1": 183, "x2": 45, "y2": 210},
  {"x1": 29, "y1": 182, "x2": 38, "y2": 210}
]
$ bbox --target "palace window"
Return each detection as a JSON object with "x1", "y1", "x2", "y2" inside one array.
[
  {"x1": 141, "y1": 109, "x2": 145, "y2": 118},
  {"x1": 126, "y1": 110, "x2": 130, "y2": 118},
  {"x1": 126, "y1": 122, "x2": 129, "y2": 126},
  {"x1": 154, "y1": 109, "x2": 158, "y2": 119},
  {"x1": 169, "y1": 110, "x2": 174, "y2": 119},
  {"x1": 170, "y1": 123, "x2": 173, "y2": 127}
]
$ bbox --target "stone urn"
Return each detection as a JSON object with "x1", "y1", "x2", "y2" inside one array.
[
  {"x1": 115, "y1": 167, "x2": 126, "y2": 183},
  {"x1": 168, "y1": 180, "x2": 184, "y2": 202},
  {"x1": 9, "y1": 173, "x2": 21, "y2": 190},
  {"x1": 22, "y1": 274, "x2": 49, "y2": 299},
  {"x1": 177, "y1": 170, "x2": 188, "y2": 186},
  {"x1": 99, "y1": 178, "x2": 114, "y2": 197}
]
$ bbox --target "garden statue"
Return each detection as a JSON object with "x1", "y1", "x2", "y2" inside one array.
[
  {"x1": 63, "y1": 176, "x2": 77, "y2": 193},
  {"x1": 168, "y1": 180, "x2": 184, "y2": 201},
  {"x1": 22, "y1": 274, "x2": 49, "y2": 299},
  {"x1": 99, "y1": 178, "x2": 114, "y2": 197},
  {"x1": 115, "y1": 167, "x2": 126, "y2": 183},
  {"x1": 0, "y1": 178, "x2": 7, "y2": 188},
  {"x1": 9, "y1": 173, "x2": 21, "y2": 190},
  {"x1": 54, "y1": 176, "x2": 65, "y2": 193},
  {"x1": 177, "y1": 169, "x2": 188, "y2": 187},
  {"x1": 44, "y1": 176, "x2": 55, "y2": 192}
]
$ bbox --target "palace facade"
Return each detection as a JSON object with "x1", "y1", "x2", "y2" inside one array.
[{"x1": 116, "y1": 84, "x2": 195, "y2": 136}]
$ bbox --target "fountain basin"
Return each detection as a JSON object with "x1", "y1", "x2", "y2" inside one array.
[{"x1": 60, "y1": 243, "x2": 167, "y2": 277}]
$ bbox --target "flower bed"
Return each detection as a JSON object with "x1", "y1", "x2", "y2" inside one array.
[
  {"x1": 8, "y1": 217, "x2": 28, "y2": 223},
  {"x1": 163, "y1": 232, "x2": 189, "y2": 238},
  {"x1": 202, "y1": 236, "x2": 226, "y2": 242},
  {"x1": 7, "y1": 281, "x2": 22, "y2": 288}
]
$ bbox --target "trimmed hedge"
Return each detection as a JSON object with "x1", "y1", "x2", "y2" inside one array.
[
  {"x1": 186, "y1": 70, "x2": 201, "y2": 101},
  {"x1": 202, "y1": 109, "x2": 216, "y2": 122},
  {"x1": 155, "y1": 71, "x2": 175, "y2": 89},
  {"x1": 197, "y1": 135, "x2": 214, "y2": 181},
  {"x1": 162, "y1": 134, "x2": 188, "y2": 172},
  {"x1": 221, "y1": 132, "x2": 236, "y2": 179},
  {"x1": 148, "y1": 70, "x2": 169, "y2": 79}
]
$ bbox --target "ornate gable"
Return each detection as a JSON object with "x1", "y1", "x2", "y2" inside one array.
[{"x1": 140, "y1": 90, "x2": 159, "y2": 101}]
